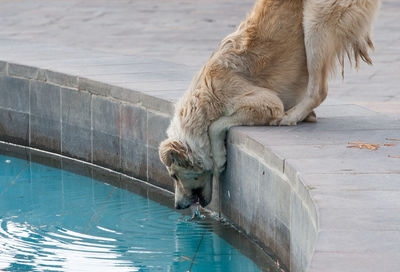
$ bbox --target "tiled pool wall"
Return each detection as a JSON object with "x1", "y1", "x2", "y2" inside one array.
[{"x1": 0, "y1": 61, "x2": 318, "y2": 272}]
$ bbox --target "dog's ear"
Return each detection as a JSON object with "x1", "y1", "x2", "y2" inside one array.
[{"x1": 159, "y1": 139, "x2": 191, "y2": 168}]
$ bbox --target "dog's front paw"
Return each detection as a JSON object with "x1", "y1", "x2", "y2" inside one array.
[
  {"x1": 269, "y1": 114, "x2": 298, "y2": 126},
  {"x1": 269, "y1": 118, "x2": 282, "y2": 126},
  {"x1": 278, "y1": 114, "x2": 298, "y2": 126}
]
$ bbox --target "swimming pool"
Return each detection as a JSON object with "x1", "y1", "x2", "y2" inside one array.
[{"x1": 0, "y1": 145, "x2": 282, "y2": 271}]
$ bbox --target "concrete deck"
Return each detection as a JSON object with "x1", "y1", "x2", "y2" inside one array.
[{"x1": 0, "y1": 0, "x2": 399, "y2": 271}]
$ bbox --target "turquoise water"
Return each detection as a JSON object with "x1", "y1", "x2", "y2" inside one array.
[{"x1": 0, "y1": 153, "x2": 276, "y2": 272}]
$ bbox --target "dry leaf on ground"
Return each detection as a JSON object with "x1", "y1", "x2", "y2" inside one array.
[
  {"x1": 386, "y1": 138, "x2": 400, "y2": 141},
  {"x1": 347, "y1": 142, "x2": 380, "y2": 150},
  {"x1": 388, "y1": 155, "x2": 400, "y2": 158},
  {"x1": 384, "y1": 143, "x2": 398, "y2": 147}
]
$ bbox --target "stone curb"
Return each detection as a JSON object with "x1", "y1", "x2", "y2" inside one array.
[{"x1": 1, "y1": 58, "x2": 399, "y2": 272}]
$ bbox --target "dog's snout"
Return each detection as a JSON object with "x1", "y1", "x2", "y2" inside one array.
[{"x1": 175, "y1": 201, "x2": 191, "y2": 210}]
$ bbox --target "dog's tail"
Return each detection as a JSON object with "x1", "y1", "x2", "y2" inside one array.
[{"x1": 338, "y1": 35, "x2": 375, "y2": 78}]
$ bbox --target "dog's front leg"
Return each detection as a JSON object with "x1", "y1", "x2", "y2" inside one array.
[{"x1": 209, "y1": 117, "x2": 230, "y2": 174}]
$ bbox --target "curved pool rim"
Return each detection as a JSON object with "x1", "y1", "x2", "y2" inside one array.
[
  {"x1": 0, "y1": 58, "x2": 320, "y2": 271},
  {"x1": 0, "y1": 141, "x2": 285, "y2": 271}
]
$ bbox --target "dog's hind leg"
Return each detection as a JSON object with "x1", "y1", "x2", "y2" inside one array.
[
  {"x1": 209, "y1": 83, "x2": 283, "y2": 174},
  {"x1": 278, "y1": 0, "x2": 380, "y2": 126}
]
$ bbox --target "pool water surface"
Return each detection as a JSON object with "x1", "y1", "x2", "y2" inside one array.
[{"x1": 0, "y1": 148, "x2": 282, "y2": 272}]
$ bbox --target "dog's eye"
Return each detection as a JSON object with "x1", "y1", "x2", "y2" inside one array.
[
  {"x1": 194, "y1": 177, "x2": 198, "y2": 181},
  {"x1": 171, "y1": 174, "x2": 178, "y2": 180}
]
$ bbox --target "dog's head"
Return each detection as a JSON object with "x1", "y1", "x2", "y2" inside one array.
[{"x1": 159, "y1": 138, "x2": 212, "y2": 209}]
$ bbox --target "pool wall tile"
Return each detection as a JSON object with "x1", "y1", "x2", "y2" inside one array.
[
  {"x1": 61, "y1": 123, "x2": 92, "y2": 161},
  {"x1": 0, "y1": 61, "x2": 6, "y2": 74},
  {"x1": 8, "y1": 63, "x2": 39, "y2": 79},
  {"x1": 0, "y1": 109, "x2": 29, "y2": 145},
  {"x1": 61, "y1": 87, "x2": 91, "y2": 128},
  {"x1": 30, "y1": 81, "x2": 61, "y2": 120},
  {"x1": 0, "y1": 76, "x2": 30, "y2": 112},
  {"x1": 220, "y1": 145, "x2": 242, "y2": 225},
  {"x1": 276, "y1": 218, "x2": 291, "y2": 268},
  {"x1": 147, "y1": 146, "x2": 172, "y2": 191},
  {"x1": 79, "y1": 77, "x2": 113, "y2": 97},
  {"x1": 237, "y1": 150, "x2": 259, "y2": 235},
  {"x1": 92, "y1": 95, "x2": 120, "y2": 136},
  {"x1": 120, "y1": 138, "x2": 147, "y2": 180},
  {"x1": 44, "y1": 70, "x2": 78, "y2": 88},
  {"x1": 120, "y1": 104, "x2": 146, "y2": 142},
  {"x1": 257, "y1": 164, "x2": 279, "y2": 251},
  {"x1": 275, "y1": 177, "x2": 291, "y2": 227},
  {"x1": 61, "y1": 157, "x2": 93, "y2": 179},
  {"x1": 29, "y1": 148, "x2": 62, "y2": 170},
  {"x1": 147, "y1": 111, "x2": 170, "y2": 148},
  {"x1": 92, "y1": 130, "x2": 120, "y2": 170},
  {"x1": 30, "y1": 115, "x2": 61, "y2": 153}
]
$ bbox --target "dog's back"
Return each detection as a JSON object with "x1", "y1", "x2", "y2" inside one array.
[{"x1": 204, "y1": 0, "x2": 309, "y2": 110}]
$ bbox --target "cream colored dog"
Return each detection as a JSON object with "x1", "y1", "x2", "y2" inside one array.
[{"x1": 159, "y1": 0, "x2": 381, "y2": 209}]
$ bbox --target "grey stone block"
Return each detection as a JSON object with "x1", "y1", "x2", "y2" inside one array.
[
  {"x1": 316, "y1": 230, "x2": 400, "y2": 254},
  {"x1": 61, "y1": 87, "x2": 91, "y2": 127},
  {"x1": 120, "y1": 138, "x2": 147, "y2": 181},
  {"x1": 275, "y1": 218, "x2": 291, "y2": 269},
  {"x1": 44, "y1": 70, "x2": 78, "y2": 88},
  {"x1": 253, "y1": 206, "x2": 276, "y2": 254},
  {"x1": 30, "y1": 81, "x2": 60, "y2": 120},
  {"x1": 286, "y1": 155, "x2": 400, "y2": 176},
  {"x1": 0, "y1": 108, "x2": 29, "y2": 145},
  {"x1": 275, "y1": 178, "x2": 291, "y2": 227},
  {"x1": 147, "y1": 146, "x2": 173, "y2": 191},
  {"x1": 0, "y1": 76, "x2": 29, "y2": 112},
  {"x1": 290, "y1": 236, "x2": 305, "y2": 272},
  {"x1": 92, "y1": 95, "x2": 120, "y2": 136},
  {"x1": 309, "y1": 251, "x2": 400, "y2": 272},
  {"x1": 237, "y1": 149, "x2": 260, "y2": 234},
  {"x1": 120, "y1": 104, "x2": 146, "y2": 142},
  {"x1": 0, "y1": 61, "x2": 7, "y2": 74},
  {"x1": 315, "y1": 104, "x2": 379, "y2": 118},
  {"x1": 303, "y1": 173, "x2": 400, "y2": 191},
  {"x1": 29, "y1": 149, "x2": 62, "y2": 170},
  {"x1": 290, "y1": 191, "x2": 315, "y2": 272},
  {"x1": 61, "y1": 123, "x2": 92, "y2": 162},
  {"x1": 256, "y1": 164, "x2": 279, "y2": 252},
  {"x1": 242, "y1": 122, "x2": 400, "y2": 147},
  {"x1": 61, "y1": 157, "x2": 93, "y2": 179},
  {"x1": 147, "y1": 111, "x2": 170, "y2": 148},
  {"x1": 140, "y1": 93, "x2": 174, "y2": 116},
  {"x1": 229, "y1": 128, "x2": 285, "y2": 173},
  {"x1": 30, "y1": 115, "x2": 61, "y2": 153},
  {"x1": 220, "y1": 145, "x2": 242, "y2": 225},
  {"x1": 259, "y1": 164, "x2": 278, "y2": 217},
  {"x1": 0, "y1": 141, "x2": 29, "y2": 160},
  {"x1": 92, "y1": 167, "x2": 125, "y2": 189},
  {"x1": 312, "y1": 189, "x2": 400, "y2": 210},
  {"x1": 8, "y1": 63, "x2": 38, "y2": 79},
  {"x1": 92, "y1": 130, "x2": 120, "y2": 170},
  {"x1": 110, "y1": 86, "x2": 141, "y2": 104},
  {"x1": 78, "y1": 77, "x2": 113, "y2": 96}
]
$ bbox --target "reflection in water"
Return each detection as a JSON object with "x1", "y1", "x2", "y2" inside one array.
[{"x1": 0, "y1": 154, "x2": 278, "y2": 271}]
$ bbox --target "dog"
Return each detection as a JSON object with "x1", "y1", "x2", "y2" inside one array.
[{"x1": 159, "y1": 0, "x2": 381, "y2": 209}]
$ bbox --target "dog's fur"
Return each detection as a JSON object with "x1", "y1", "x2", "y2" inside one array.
[{"x1": 159, "y1": 0, "x2": 381, "y2": 209}]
